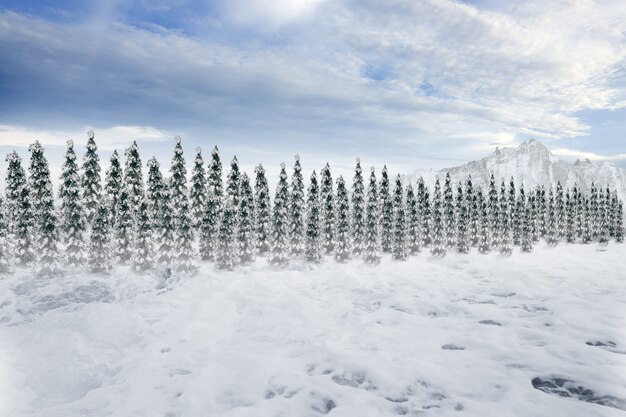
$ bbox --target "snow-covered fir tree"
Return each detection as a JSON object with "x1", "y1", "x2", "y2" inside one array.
[
  {"x1": 335, "y1": 176, "x2": 352, "y2": 263},
  {"x1": 508, "y1": 177, "x2": 516, "y2": 228},
  {"x1": 123, "y1": 141, "x2": 144, "y2": 217},
  {"x1": 565, "y1": 189, "x2": 576, "y2": 243},
  {"x1": 146, "y1": 157, "x2": 166, "y2": 232},
  {"x1": 237, "y1": 173, "x2": 255, "y2": 264},
  {"x1": 114, "y1": 186, "x2": 134, "y2": 264},
  {"x1": 466, "y1": 176, "x2": 478, "y2": 247},
  {"x1": 528, "y1": 190, "x2": 539, "y2": 242},
  {"x1": 391, "y1": 175, "x2": 407, "y2": 260},
  {"x1": 545, "y1": 187, "x2": 558, "y2": 246},
  {"x1": 5, "y1": 151, "x2": 35, "y2": 264},
  {"x1": 320, "y1": 163, "x2": 335, "y2": 255},
  {"x1": 81, "y1": 130, "x2": 101, "y2": 224},
  {"x1": 157, "y1": 181, "x2": 176, "y2": 266},
  {"x1": 582, "y1": 196, "x2": 592, "y2": 244},
  {"x1": 208, "y1": 146, "x2": 224, "y2": 208},
  {"x1": 555, "y1": 181, "x2": 565, "y2": 239},
  {"x1": 443, "y1": 173, "x2": 456, "y2": 247},
  {"x1": 5, "y1": 151, "x2": 27, "y2": 233},
  {"x1": 189, "y1": 147, "x2": 207, "y2": 228},
  {"x1": 537, "y1": 185, "x2": 547, "y2": 237},
  {"x1": 487, "y1": 174, "x2": 499, "y2": 248},
  {"x1": 105, "y1": 150, "x2": 123, "y2": 225},
  {"x1": 216, "y1": 195, "x2": 237, "y2": 270},
  {"x1": 499, "y1": 180, "x2": 512, "y2": 256},
  {"x1": 597, "y1": 186, "x2": 610, "y2": 246},
  {"x1": 29, "y1": 141, "x2": 60, "y2": 276},
  {"x1": 199, "y1": 186, "x2": 219, "y2": 261},
  {"x1": 418, "y1": 177, "x2": 431, "y2": 247},
  {"x1": 59, "y1": 139, "x2": 86, "y2": 267},
  {"x1": 613, "y1": 196, "x2": 624, "y2": 243},
  {"x1": 379, "y1": 166, "x2": 393, "y2": 253},
  {"x1": 88, "y1": 199, "x2": 112, "y2": 273},
  {"x1": 169, "y1": 136, "x2": 188, "y2": 212},
  {"x1": 254, "y1": 164, "x2": 271, "y2": 256},
  {"x1": 512, "y1": 184, "x2": 525, "y2": 246},
  {"x1": 132, "y1": 198, "x2": 154, "y2": 272},
  {"x1": 0, "y1": 196, "x2": 13, "y2": 274},
  {"x1": 363, "y1": 167, "x2": 380, "y2": 264},
  {"x1": 430, "y1": 179, "x2": 445, "y2": 257},
  {"x1": 589, "y1": 182, "x2": 599, "y2": 239},
  {"x1": 351, "y1": 158, "x2": 365, "y2": 256},
  {"x1": 289, "y1": 155, "x2": 305, "y2": 258},
  {"x1": 269, "y1": 163, "x2": 289, "y2": 266},
  {"x1": 226, "y1": 156, "x2": 241, "y2": 208},
  {"x1": 304, "y1": 171, "x2": 322, "y2": 263},
  {"x1": 174, "y1": 196, "x2": 196, "y2": 273},
  {"x1": 406, "y1": 183, "x2": 421, "y2": 255},
  {"x1": 455, "y1": 182, "x2": 469, "y2": 253},
  {"x1": 477, "y1": 188, "x2": 490, "y2": 253},
  {"x1": 520, "y1": 197, "x2": 533, "y2": 253},
  {"x1": 574, "y1": 186, "x2": 584, "y2": 238}
]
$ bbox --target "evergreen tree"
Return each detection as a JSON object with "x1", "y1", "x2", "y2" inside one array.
[
  {"x1": 189, "y1": 147, "x2": 207, "y2": 228},
  {"x1": 0, "y1": 196, "x2": 13, "y2": 274},
  {"x1": 590, "y1": 182, "x2": 599, "y2": 238},
  {"x1": 305, "y1": 171, "x2": 322, "y2": 263},
  {"x1": 226, "y1": 156, "x2": 241, "y2": 208},
  {"x1": 363, "y1": 167, "x2": 380, "y2": 264},
  {"x1": 123, "y1": 141, "x2": 144, "y2": 217},
  {"x1": 81, "y1": 130, "x2": 102, "y2": 224},
  {"x1": 565, "y1": 189, "x2": 576, "y2": 243},
  {"x1": 105, "y1": 150, "x2": 123, "y2": 224},
  {"x1": 614, "y1": 196, "x2": 624, "y2": 243},
  {"x1": 508, "y1": 177, "x2": 516, "y2": 227},
  {"x1": 430, "y1": 178, "x2": 446, "y2": 257},
  {"x1": 391, "y1": 175, "x2": 407, "y2": 260},
  {"x1": 199, "y1": 186, "x2": 219, "y2": 261},
  {"x1": 443, "y1": 173, "x2": 455, "y2": 247},
  {"x1": 169, "y1": 136, "x2": 188, "y2": 212},
  {"x1": 417, "y1": 177, "x2": 431, "y2": 247},
  {"x1": 88, "y1": 200, "x2": 112, "y2": 273},
  {"x1": 5, "y1": 151, "x2": 35, "y2": 265},
  {"x1": 512, "y1": 184, "x2": 525, "y2": 246},
  {"x1": 455, "y1": 182, "x2": 469, "y2": 253},
  {"x1": 520, "y1": 201, "x2": 533, "y2": 253},
  {"x1": 132, "y1": 198, "x2": 154, "y2": 271},
  {"x1": 320, "y1": 163, "x2": 335, "y2": 255},
  {"x1": 157, "y1": 181, "x2": 176, "y2": 265},
  {"x1": 175, "y1": 197, "x2": 196, "y2": 273},
  {"x1": 466, "y1": 176, "x2": 478, "y2": 246},
  {"x1": 269, "y1": 163, "x2": 289, "y2": 266},
  {"x1": 5, "y1": 151, "x2": 27, "y2": 233},
  {"x1": 488, "y1": 176, "x2": 501, "y2": 250},
  {"x1": 254, "y1": 164, "x2": 271, "y2": 256},
  {"x1": 59, "y1": 139, "x2": 86, "y2": 267},
  {"x1": 379, "y1": 165, "x2": 393, "y2": 253},
  {"x1": 216, "y1": 195, "x2": 237, "y2": 270},
  {"x1": 555, "y1": 181, "x2": 565, "y2": 239},
  {"x1": 208, "y1": 146, "x2": 224, "y2": 209},
  {"x1": 499, "y1": 180, "x2": 512, "y2": 256},
  {"x1": 237, "y1": 173, "x2": 255, "y2": 264},
  {"x1": 537, "y1": 185, "x2": 547, "y2": 237},
  {"x1": 406, "y1": 184, "x2": 421, "y2": 255},
  {"x1": 146, "y1": 157, "x2": 166, "y2": 232},
  {"x1": 528, "y1": 190, "x2": 539, "y2": 242},
  {"x1": 477, "y1": 188, "x2": 490, "y2": 253},
  {"x1": 29, "y1": 141, "x2": 60, "y2": 276},
  {"x1": 335, "y1": 176, "x2": 351, "y2": 263},
  {"x1": 597, "y1": 186, "x2": 610, "y2": 246},
  {"x1": 575, "y1": 185, "x2": 585, "y2": 238},
  {"x1": 351, "y1": 158, "x2": 365, "y2": 256},
  {"x1": 545, "y1": 187, "x2": 558, "y2": 246},
  {"x1": 114, "y1": 186, "x2": 134, "y2": 264},
  {"x1": 582, "y1": 196, "x2": 592, "y2": 244},
  {"x1": 289, "y1": 155, "x2": 305, "y2": 258}
]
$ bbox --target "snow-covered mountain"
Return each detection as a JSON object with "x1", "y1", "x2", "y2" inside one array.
[{"x1": 405, "y1": 139, "x2": 626, "y2": 201}]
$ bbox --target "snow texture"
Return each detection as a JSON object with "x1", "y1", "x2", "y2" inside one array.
[{"x1": 1, "y1": 244, "x2": 625, "y2": 417}]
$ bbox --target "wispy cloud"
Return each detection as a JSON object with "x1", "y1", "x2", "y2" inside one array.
[{"x1": 551, "y1": 147, "x2": 626, "y2": 162}]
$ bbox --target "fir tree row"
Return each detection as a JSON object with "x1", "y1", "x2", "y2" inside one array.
[{"x1": 1, "y1": 133, "x2": 623, "y2": 276}]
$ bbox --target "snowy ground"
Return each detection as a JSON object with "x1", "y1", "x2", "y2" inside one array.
[{"x1": 1, "y1": 244, "x2": 625, "y2": 417}]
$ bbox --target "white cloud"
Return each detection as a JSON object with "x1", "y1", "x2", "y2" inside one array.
[
  {"x1": 551, "y1": 147, "x2": 626, "y2": 162},
  {"x1": 222, "y1": 0, "x2": 327, "y2": 27},
  {"x1": 0, "y1": 124, "x2": 172, "y2": 150}
]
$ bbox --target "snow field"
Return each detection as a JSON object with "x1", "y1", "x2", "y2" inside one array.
[{"x1": 1, "y1": 243, "x2": 625, "y2": 417}]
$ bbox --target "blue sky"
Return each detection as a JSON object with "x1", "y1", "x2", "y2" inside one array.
[{"x1": 0, "y1": 0, "x2": 625, "y2": 181}]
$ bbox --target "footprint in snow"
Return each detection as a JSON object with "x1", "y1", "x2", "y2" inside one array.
[
  {"x1": 479, "y1": 320, "x2": 502, "y2": 326},
  {"x1": 441, "y1": 344, "x2": 465, "y2": 350},
  {"x1": 532, "y1": 376, "x2": 626, "y2": 411}
]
